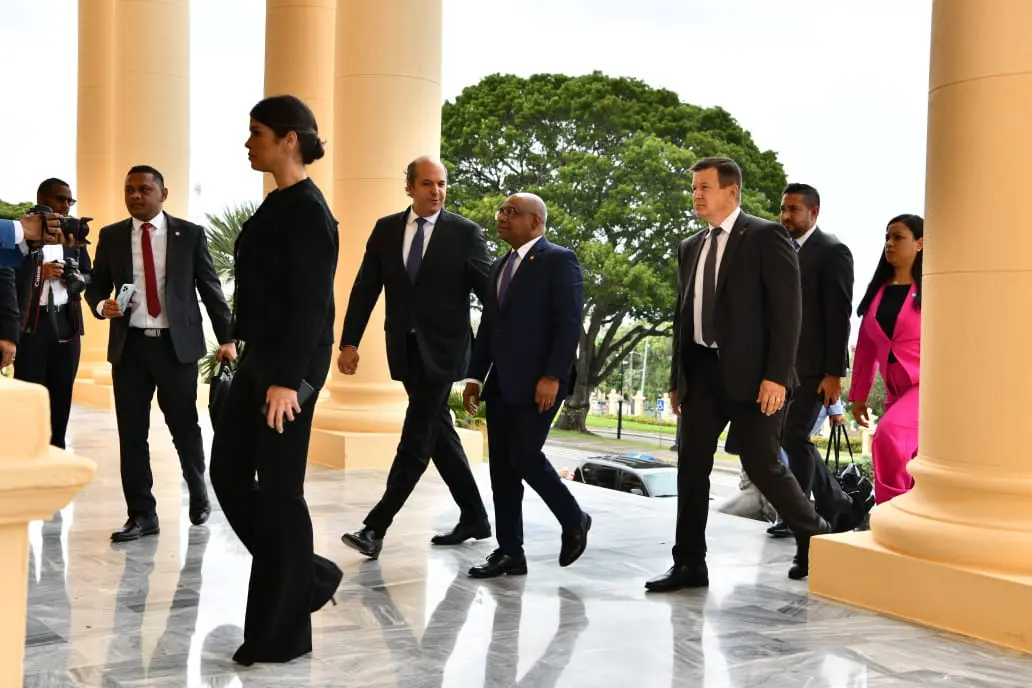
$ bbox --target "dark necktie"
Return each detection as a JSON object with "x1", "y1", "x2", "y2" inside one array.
[
  {"x1": 141, "y1": 222, "x2": 161, "y2": 317},
  {"x1": 498, "y1": 250, "x2": 517, "y2": 304},
  {"x1": 700, "y1": 226, "x2": 723, "y2": 346},
  {"x1": 407, "y1": 217, "x2": 427, "y2": 283},
  {"x1": 792, "y1": 238, "x2": 800, "y2": 250}
]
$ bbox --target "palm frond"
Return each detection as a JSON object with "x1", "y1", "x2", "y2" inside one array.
[{"x1": 204, "y1": 201, "x2": 258, "y2": 281}]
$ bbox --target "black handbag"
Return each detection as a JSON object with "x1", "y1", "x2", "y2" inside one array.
[
  {"x1": 208, "y1": 359, "x2": 234, "y2": 428},
  {"x1": 824, "y1": 424, "x2": 875, "y2": 515}
]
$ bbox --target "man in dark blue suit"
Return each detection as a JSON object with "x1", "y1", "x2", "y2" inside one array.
[{"x1": 462, "y1": 193, "x2": 591, "y2": 578}]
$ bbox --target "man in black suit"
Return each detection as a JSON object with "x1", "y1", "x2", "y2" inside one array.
[
  {"x1": 11, "y1": 179, "x2": 92, "y2": 449},
  {"x1": 647, "y1": 156, "x2": 831, "y2": 593},
  {"x1": 85, "y1": 165, "x2": 235, "y2": 542},
  {"x1": 461, "y1": 193, "x2": 590, "y2": 578},
  {"x1": 338, "y1": 156, "x2": 492, "y2": 558},
  {"x1": 766, "y1": 184, "x2": 861, "y2": 543}
]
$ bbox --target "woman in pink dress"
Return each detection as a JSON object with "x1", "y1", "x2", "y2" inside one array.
[{"x1": 849, "y1": 214, "x2": 923, "y2": 503}]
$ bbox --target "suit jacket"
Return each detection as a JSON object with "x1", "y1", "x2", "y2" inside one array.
[
  {"x1": 0, "y1": 267, "x2": 18, "y2": 343},
  {"x1": 795, "y1": 227, "x2": 853, "y2": 380},
  {"x1": 848, "y1": 284, "x2": 921, "y2": 403},
  {"x1": 232, "y1": 178, "x2": 338, "y2": 390},
  {"x1": 13, "y1": 244, "x2": 92, "y2": 337},
  {"x1": 669, "y1": 210, "x2": 802, "y2": 402},
  {"x1": 84, "y1": 212, "x2": 232, "y2": 365},
  {"x1": 0, "y1": 219, "x2": 27, "y2": 269},
  {"x1": 468, "y1": 237, "x2": 583, "y2": 404},
  {"x1": 339, "y1": 208, "x2": 491, "y2": 383}
]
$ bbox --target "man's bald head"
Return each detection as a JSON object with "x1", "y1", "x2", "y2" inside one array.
[
  {"x1": 511, "y1": 192, "x2": 548, "y2": 227},
  {"x1": 497, "y1": 192, "x2": 548, "y2": 249}
]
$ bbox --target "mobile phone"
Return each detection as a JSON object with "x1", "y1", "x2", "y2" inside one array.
[
  {"x1": 116, "y1": 283, "x2": 136, "y2": 312},
  {"x1": 260, "y1": 379, "x2": 316, "y2": 418}
]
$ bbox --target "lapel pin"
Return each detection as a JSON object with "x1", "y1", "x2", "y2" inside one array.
[
  {"x1": 529, "y1": 255, "x2": 535, "y2": 261},
  {"x1": 175, "y1": 231, "x2": 181, "y2": 236}
]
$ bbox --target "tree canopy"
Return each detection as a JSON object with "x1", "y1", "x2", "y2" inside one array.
[
  {"x1": 0, "y1": 199, "x2": 32, "y2": 220},
  {"x1": 441, "y1": 72, "x2": 788, "y2": 429}
]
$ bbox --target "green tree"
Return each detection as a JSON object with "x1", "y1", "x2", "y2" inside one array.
[
  {"x1": 441, "y1": 72, "x2": 787, "y2": 431},
  {"x1": 0, "y1": 199, "x2": 32, "y2": 220}
]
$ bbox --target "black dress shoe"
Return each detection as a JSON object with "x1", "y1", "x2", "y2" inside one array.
[
  {"x1": 558, "y1": 512, "x2": 591, "y2": 567},
  {"x1": 341, "y1": 528, "x2": 383, "y2": 559},
  {"x1": 189, "y1": 500, "x2": 211, "y2": 526},
  {"x1": 468, "y1": 550, "x2": 528, "y2": 578},
  {"x1": 111, "y1": 515, "x2": 160, "y2": 543},
  {"x1": 645, "y1": 564, "x2": 709, "y2": 592},
  {"x1": 431, "y1": 520, "x2": 492, "y2": 546},
  {"x1": 766, "y1": 520, "x2": 793, "y2": 538},
  {"x1": 788, "y1": 558, "x2": 809, "y2": 580}
]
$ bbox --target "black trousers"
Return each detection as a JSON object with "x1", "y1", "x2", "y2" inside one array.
[
  {"x1": 111, "y1": 329, "x2": 205, "y2": 519},
  {"x1": 783, "y1": 375, "x2": 853, "y2": 529},
  {"x1": 13, "y1": 309, "x2": 80, "y2": 449},
  {"x1": 675, "y1": 346, "x2": 825, "y2": 564},
  {"x1": 210, "y1": 344, "x2": 339, "y2": 662},
  {"x1": 364, "y1": 336, "x2": 488, "y2": 533},
  {"x1": 485, "y1": 394, "x2": 583, "y2": 557}
]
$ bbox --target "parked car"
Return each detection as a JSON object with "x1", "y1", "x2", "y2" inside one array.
[{"x1": 570, "y1": 455, "x2": 677, "y2": 498}]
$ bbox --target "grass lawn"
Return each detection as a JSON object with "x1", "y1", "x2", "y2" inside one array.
[
  {"x1": 584, "y1": 415, "x2": 674, "y2": 434},
  {"x1": 582, "y1": 415, "x2": 729, "y2": 442}
]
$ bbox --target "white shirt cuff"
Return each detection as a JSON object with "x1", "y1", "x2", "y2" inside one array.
[
  {"x1": 13, "y1": 220, "x2": 28, "y2": 255},
  {"x1": 460, "y1": 378, "x2": 483, "y2": 390},
  {"x1": 96, "y1": 300, "x2": 106, "y2": 317}
]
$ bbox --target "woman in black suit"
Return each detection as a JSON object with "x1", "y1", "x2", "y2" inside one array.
[{"x1": 210, "y1": 94, "x2": 342, "y2": 666}]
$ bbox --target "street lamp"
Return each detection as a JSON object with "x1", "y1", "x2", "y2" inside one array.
[{"x1": 617, "y1": 351, "x2": 638, "y2": 440}]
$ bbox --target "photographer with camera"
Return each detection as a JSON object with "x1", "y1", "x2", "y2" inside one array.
[{"x1": 10, "y1": 179, "x2": 92, "y2": 449}]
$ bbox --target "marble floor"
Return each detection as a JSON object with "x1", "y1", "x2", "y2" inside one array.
[{"x1": 22, "y1": 406, "x2": 1032, "y2": 687}]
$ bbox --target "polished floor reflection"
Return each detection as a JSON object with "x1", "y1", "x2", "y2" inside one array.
[{"x1": 23, "y1": 406, "x2": 1032, "y2": 687}]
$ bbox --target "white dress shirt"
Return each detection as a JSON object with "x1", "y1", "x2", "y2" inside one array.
[
  {"x1": 793, "y1": 224, "x2": 818, "y2": 249},
  {"x1": 692, "y1": 205, "x2": 741, "y2": 348},
  {"x1": 97, "y1": 212, "x2": 170, "y2": 327},
  {"x1": 402, "y1": 208, "x2": 441, "y2": 265},
  {"x1": 496, "y1": 234, "x2": 543, "y2": 298},
  {"x1": 38, "y1": 244, "x2": 69, "y2": 307}
]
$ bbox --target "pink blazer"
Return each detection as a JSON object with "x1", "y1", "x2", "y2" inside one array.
[{"x1": 849, "y1": 284, "x2": 921, "y2": 402}]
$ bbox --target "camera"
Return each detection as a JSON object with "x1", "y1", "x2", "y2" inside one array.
[
  {"x1": 28, "y1": 204, "x2": 92, "y2": 242},
  {"x1": 60, "y1": 257, "x2": 86, "y2": 295}
]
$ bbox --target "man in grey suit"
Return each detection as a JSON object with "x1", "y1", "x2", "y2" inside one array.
[{"x1": 86, "y1": 165, "x2": 236, "y2": 542}]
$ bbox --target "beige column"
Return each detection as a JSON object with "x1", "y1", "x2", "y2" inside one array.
[
  {"x1": 0, "y1": 379, "x2": 95, "y2": 684},
  {"x1": 263, "y1": 0, "x2": 336, "y2": 197},
  {"x1": 73, "y1": 0, "x2": 118, "y2": 409},
  {"x1": 307, "y1": 0, "x2": 481, "y2": 468},
  {"x1": 810, "y1": 0, "x2": 1032, "y2": 653},
  {"x1": 112, "y1": 0, "x2": 190, "y2": 217}
]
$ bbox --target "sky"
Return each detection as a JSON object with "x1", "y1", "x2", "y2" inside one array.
[{"x1": 0, "y1": 0, "x2": 932, "y2": 325}]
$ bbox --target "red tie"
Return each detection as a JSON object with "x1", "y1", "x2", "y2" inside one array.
[{"x1": 141, "y1": 222, "x2": 161, "y2": 317}]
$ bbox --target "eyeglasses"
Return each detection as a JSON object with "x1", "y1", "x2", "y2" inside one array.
[
  {"x1": 54, "y1": 195, "x2": 76, "y2": 207},
  {"x1": 495, "y1": 206, "x2": 523, "y2": 219}
]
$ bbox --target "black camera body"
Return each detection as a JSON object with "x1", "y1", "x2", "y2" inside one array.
[
  {"x1": 61, "y1": 257, "x2": 86, "y2": 296},
  {"x1": 27, "y1": 204, "x2": 92, "y2": 241}
]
